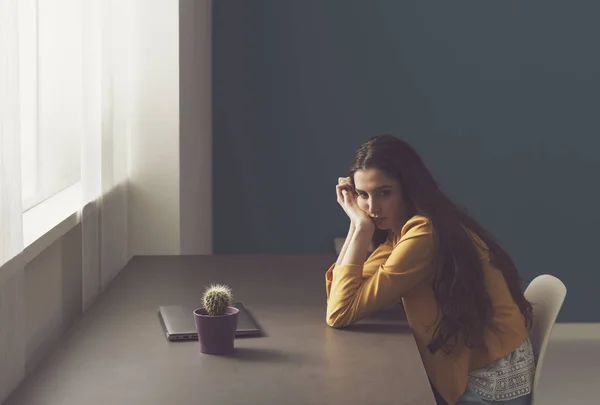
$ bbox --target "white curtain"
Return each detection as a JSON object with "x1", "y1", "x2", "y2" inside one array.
[
  {"x1": 0, "y1": 0, "x2": 23, "y2": 267},
  {"x1": 0, "y1": 1, "x2": 26, "y2": 402},
  {"x1": 0, "y1": 0, "x2": 133, "y2": 400},
  {"x1": 80, "y1": 0, "x2": 132, "y2": 311}
]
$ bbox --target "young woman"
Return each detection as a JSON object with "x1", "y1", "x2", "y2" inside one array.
[{"x1": 325, "y1": 135, "x2": 535, "y2": 405}]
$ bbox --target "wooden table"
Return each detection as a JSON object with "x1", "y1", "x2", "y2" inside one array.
[{"x1": 4, "y1": 255, "x2": 435, "y2": 405}]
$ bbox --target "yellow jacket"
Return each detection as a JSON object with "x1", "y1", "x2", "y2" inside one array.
[{"x1": 325, "y1": 215, "x2": 529, "y2": 405}]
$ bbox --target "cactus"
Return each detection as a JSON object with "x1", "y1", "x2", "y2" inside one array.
[{"x1": 202, "y1": 284, "x2": 233, "y2": 316}]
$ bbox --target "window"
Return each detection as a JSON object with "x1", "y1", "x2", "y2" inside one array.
[{"x1": 18, "y1": 0, "x2": 82, "y2": 212}]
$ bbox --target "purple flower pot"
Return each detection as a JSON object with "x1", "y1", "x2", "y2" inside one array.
[{"x1": 193, "y1": 307, "x2": 239, "y2": 355}]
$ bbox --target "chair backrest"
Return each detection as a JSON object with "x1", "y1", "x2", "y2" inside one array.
[{"x1": 524, "y1": 274, "x2": 567, "y2": 403}]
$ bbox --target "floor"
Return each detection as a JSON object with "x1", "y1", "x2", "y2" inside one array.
[{"x1": 534, "y1": 324, "x2": 600, "y2": 405}]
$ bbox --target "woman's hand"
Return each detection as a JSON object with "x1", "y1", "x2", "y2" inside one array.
[
  {"x1": 336, "y1": 177, "x2": 354, "y2": 218},
  {"x1": 336, "y1": 177, "x2": 375, "y2": 233}
]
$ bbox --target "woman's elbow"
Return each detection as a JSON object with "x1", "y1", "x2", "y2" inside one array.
[{"x1": 325, "y1": 313, "x2": 351, "y2": 329}]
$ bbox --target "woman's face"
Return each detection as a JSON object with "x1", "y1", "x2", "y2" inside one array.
[{"x1": 353, "y1": 168, "x2": 408, "y2": 234}]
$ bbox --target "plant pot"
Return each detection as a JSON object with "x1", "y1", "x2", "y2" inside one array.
[{"x1": 193, "y1": 306, "x2": 239, "y2": 355}]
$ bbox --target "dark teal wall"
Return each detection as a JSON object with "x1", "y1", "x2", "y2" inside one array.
[{"x1": 213, "y1": 1, "x2": 600, "y2": 322}]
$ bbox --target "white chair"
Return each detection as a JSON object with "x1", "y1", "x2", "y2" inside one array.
[{"x1": 524, "y1": 274, "x2": 567, "y2": 404}]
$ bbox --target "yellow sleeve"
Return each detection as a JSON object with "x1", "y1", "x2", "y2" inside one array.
[
  {"x1": 325, "y1": 236, "x2": 394, "y2": 301},
  {"x1": 325, "y1": 217, "x2": 435, "y2": 328}
]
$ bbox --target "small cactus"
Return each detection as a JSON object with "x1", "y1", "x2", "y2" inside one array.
[{"x1": 202, "y1": 284, "x2": 233, "y2": 316}]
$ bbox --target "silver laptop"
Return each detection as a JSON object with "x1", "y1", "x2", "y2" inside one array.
[{"x1": 158, "y1": 302, "x2": 262, "y2": 341}]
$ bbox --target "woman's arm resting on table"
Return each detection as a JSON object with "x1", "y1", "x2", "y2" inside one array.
[{"x1": 326, "y1": 217, "x2": 435, "y2": 328}]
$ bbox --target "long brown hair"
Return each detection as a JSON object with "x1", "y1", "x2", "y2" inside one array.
[{"x1": 349, "y1": 134, "x2": 532, "y2": 354}]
